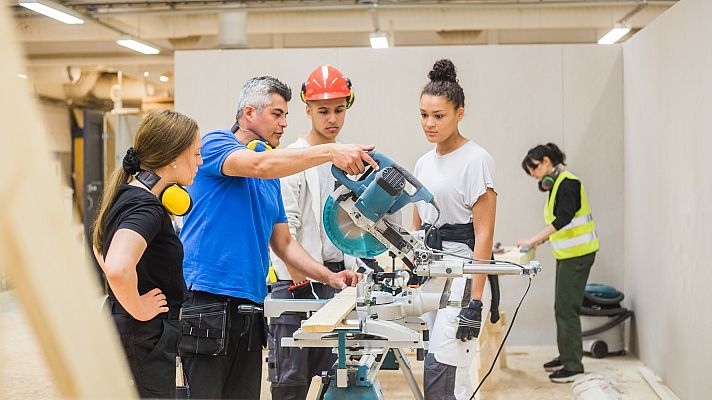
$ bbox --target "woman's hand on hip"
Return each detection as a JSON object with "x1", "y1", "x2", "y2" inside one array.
[{"x1": 134, "y1": 288, "x2": 169, "y2": 321}]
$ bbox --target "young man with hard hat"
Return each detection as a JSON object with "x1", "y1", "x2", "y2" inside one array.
[{"x1": 267, "y1": 65, "x2": 362, "y2": 400}]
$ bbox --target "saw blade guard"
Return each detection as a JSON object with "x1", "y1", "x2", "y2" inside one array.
[
  {"x1": 322, "y1": 151, "x2": 435, "y2": 258},
  {"x1": 323, "y1": 195, "x2": 388, "y2": 257}
]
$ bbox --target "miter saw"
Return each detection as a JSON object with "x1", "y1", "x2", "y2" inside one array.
[{"x1": 264, "y1": 152, "x2": 541, "y2": 400}]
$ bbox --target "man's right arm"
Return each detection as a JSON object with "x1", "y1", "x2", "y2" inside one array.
[{"x1": 221, "y1": 143, "x2": 378, "y2": 179}]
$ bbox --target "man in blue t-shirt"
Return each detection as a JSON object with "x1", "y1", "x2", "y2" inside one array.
[{"x1": 179, "y1": 76, "x2": 377, "y2": 399}]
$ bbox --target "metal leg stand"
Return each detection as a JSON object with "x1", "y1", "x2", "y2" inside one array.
[{"x1": 392, "y1": 348, "x2": 424, "y2": 400}]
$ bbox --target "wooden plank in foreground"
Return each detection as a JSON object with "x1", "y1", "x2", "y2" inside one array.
[
  {"x1": 0, "y1": 5, "x2": 135, "y2": 397},
  {"x1": 301, "y1": 287, "x2": 357, "y2": 333}
]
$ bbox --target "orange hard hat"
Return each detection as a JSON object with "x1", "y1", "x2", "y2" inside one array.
[{"x1": 301, "y1": 65, "x2": 354, "y2": 108}]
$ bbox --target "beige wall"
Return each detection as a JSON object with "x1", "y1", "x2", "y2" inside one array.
[
  {"x1": 38, "y1": 101, "x2": 71, "y2": 154},
  {"x1": 175, "y1": 44, "x2": 624, "y2": 345},
  {"x1": 623, "y1": 0, "x2": 712, "y2": 397}
]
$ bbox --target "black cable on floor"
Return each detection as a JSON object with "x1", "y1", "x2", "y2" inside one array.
[{"x1": 470, "y1": 276, "x2": 532, "y2": 400}]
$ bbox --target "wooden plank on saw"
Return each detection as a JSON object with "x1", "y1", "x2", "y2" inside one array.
[
  {"x1": 0, "y1": 6, "x2": 135, "y2": 398},
  {"x1": 301, "y1": 287, "x2": 357, "y2": 333}
]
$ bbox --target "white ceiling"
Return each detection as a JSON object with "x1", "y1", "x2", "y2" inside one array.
[{"x1": 10, "y1": 0, "x2": 677, "y2": 102}]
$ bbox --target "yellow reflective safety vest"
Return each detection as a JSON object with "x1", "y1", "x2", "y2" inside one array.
[{"x1": 544, "y1": 170, "x2": 599, "y2": 260}]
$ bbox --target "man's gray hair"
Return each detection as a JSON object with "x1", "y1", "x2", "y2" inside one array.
[{"x1": 236, "y1": 76, "x2": 292, "y2": 119}]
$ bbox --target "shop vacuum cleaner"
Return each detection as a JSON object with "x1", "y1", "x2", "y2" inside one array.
[{"x1": 581, "y1": 284, "x2": 633, "y2": 358}]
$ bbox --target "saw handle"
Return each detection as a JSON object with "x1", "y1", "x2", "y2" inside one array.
[{"x1": 331, "y1": 151, "x2": 435, "y2": 212}]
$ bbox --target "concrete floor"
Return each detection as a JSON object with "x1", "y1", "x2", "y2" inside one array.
[{"x1": 1, "y1": 290, "x2": 659, "y2": 399}]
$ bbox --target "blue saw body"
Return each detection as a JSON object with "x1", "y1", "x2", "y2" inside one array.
[{"x1": 323, "y1": 151, "x2": 434, "y2": 258}]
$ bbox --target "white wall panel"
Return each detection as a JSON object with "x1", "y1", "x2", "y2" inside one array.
[
  {"x1": 623, "y1": 0, "x2": 712, "y2": 397},
  {"x1": 176, "y1": 44, "x2": 623, "y2": 345}
]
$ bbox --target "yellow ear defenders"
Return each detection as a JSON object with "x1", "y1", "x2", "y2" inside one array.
[
  {"x1": 135, "y1": 170, "x2": 193, "y2": 216},
  {"x1": 230, "y1": 122, "x2": 274, "y2": 152},
  {"x1": 160, "y1": 184, "x2": 193, "y2": 216},
  {"x1": 246, "y1": 139, "x2": 273, "y2": 152}
]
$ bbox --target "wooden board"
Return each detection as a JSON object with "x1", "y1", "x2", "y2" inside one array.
[
  {"x1": 479, "y1": 311, "x2": 508, "y2": 389},
  {"x1": 0, "y1": 6, "x2": 135, "y2": 398},
  {"x1": 494, "y1": 246, "x2": 536, "y2": 264},
  {"x1": 301, "y1": 287, "x2": 357, "y2": 333}
]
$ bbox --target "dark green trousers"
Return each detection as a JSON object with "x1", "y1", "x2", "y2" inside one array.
[{"x1": 555, "y1": 252, "x2": 595, "y2": 372}]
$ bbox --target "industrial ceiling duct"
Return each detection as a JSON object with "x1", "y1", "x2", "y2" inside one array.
[{"x1": 218, "y1": 11, "x2": 247, "y2": 48}]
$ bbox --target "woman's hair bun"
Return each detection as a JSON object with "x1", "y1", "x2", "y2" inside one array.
[{"x1": 428, "y1": 59, "x2": 458, "y2": 83}]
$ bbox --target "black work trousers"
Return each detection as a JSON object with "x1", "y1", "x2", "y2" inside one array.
[
  {"x1": 180, "y1": 290, "x2": 265, "y2": 400},
  {"x1": 107, "y1": 298, "x2": 182, "y2": 399}
]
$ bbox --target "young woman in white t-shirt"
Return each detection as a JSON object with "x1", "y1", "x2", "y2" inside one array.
[{"x1": 412, "y1": 59, "x2": 497, "y2": 400}]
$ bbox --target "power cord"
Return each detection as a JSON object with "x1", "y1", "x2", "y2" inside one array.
[
  {"x1": 421, "y1": 206, "x2": 533, "y2": 399},
  {"x1": 470, "y1": 276, "x2": 532, "y2": 399}
]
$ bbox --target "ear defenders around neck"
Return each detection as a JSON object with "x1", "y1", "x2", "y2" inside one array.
[
  {"x1": 538, "y1": 175, "x2": 556, "y2": 192},
  {"x1": 135, "y1": 170, "x2": 193, "y2": 216},
  {"x1": 246, "y1": 139, "x2": 273, "y2": 152},
  {"x1": 230, "y1": 122, "x2": 274, "y2": 152},
  {"x1": 537, "y1": 167, "x2": 561, "y2": 192},
  {"x1": 160, "y1": 184, "x2": 193, "y2": 216}
]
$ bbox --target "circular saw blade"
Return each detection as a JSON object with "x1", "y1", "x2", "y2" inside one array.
[{"x1": 323, "y1": 196, "x2": 387, "y2": 258}]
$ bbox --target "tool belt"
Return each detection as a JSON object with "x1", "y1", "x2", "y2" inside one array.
[
  {"x1": 422, "y1": 223, "x2": 501, "y2": 323},
  {"x1": 178, "y1": 291, "x2": 266, "y2": 356}
]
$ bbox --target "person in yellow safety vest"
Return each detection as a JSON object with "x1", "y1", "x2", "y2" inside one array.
[{"x1": 516, "y1": 142, "x2": 599, "y2": 384}]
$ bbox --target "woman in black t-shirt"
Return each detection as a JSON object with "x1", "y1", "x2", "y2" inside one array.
[{"x1": 92, "y1": 109, "x2": 202, "y2": 398}]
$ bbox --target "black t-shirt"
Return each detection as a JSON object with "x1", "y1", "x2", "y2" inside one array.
[
  {"x1": 549, "y1": 178, "x2": 582, "y2": 231},
  {"x1": 102, "y1": 184, "x2": 187, "y2": 307}
]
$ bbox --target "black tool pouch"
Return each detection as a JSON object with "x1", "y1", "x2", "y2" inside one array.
[{"x1": 179, "y1": 300, "x2": 229, "y2": 356}]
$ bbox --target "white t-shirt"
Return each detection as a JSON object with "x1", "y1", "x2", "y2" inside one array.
[
  {"x1": 414, "y1": 140, "x2": 497, "y2": 258},
  {"x1": 316, "y1": 161, "x2": 344, "y2": 263},
  {"x1": 414, "y1": 140, "x2": 496, "y2": 370}
]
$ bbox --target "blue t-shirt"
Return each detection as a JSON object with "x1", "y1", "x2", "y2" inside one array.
[{"x1": 180, "y1": 129, "x2": 288, "y2": 303}]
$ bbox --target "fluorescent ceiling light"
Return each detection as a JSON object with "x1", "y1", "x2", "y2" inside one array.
[
  {"x1": 159, "y1": 75, "x2": 169, "y2": 82},
  {"x1": 369, "y1": 32, "x2": 389, "y2": 49},
  {"x1": 19, "y1": 0, "x2": 84, "y2": 25},
  {"x1": 598, "y1": 25, "x2": 631, "y2": 45},
  {"x1": 17, "y1": 74, "x2": 28, "y2": 79},
  {"x1": 116, "y1": 38, "x2": 160, "y2": 55}
]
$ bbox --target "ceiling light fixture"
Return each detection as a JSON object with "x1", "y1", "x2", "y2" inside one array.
[
  {"x1": 370, "y1": 31, "x2": 389, "y2": 49},
  {"x1": 159, "y1": 75, "x2": 169, "y2": 82},
  {"x1": 19, "y1": 0, "x2": 84, "y2": 25},
  {"x1": 116, "y1": 37, "x2": 160, "y2": 55},
  {"x1": 17, "y1": 74, "x2": 28, "y2": 79},
  {"x1": 598, "y1": 24, "x2": 631, "y2": 45},
  {"x1": 598, "y1": 0, "x2": 647, "y2": 45},
  {"x1": 368, "y1": 2, "x2": 390, "y2": 49}
]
